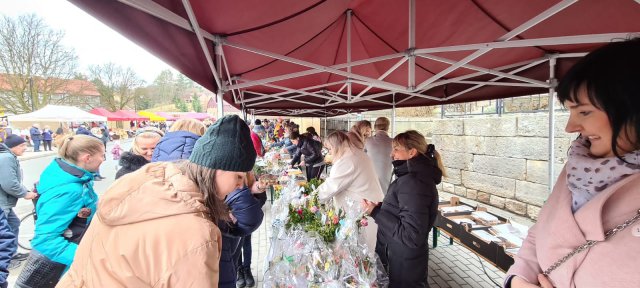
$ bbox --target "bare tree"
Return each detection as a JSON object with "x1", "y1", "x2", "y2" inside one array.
[
  {"x1": 89, "y1": 63, "x2": 144, "y2": 111},
  {"x1": 0, "y1": 14, "x2": 78, "y2": 114}
]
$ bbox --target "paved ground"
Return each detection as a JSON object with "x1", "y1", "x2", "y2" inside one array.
[{"x1": 9, "y1": 142, "x2": 506, "y2": 287}]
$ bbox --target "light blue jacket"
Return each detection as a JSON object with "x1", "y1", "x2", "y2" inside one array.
[
  {"x1": 32, "y1": 158, "x2": 98, "y2": 267},
  {"x1": 0, "y1": 143, "x2": 28, "y2": 213}
]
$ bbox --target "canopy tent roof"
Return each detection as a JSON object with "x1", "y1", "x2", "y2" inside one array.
[
  {"x1": 69, "y1": 0, "x2": 640, "y2": 117},
  {"x1": 156, "y1": 112, "x2": 179, "y2": 121},
  {"x1": 89, "y1": 108, "x2": 129, "y2": 121},
  {"x1": 138, "y1": 111, "x2": 166, "y2": 121},
  {"x1": 115, "y1": 110, "x2": 149, "y2": 121},
  {"x1": 9, "y1": 105, "x2": 107, "y2": 122}
]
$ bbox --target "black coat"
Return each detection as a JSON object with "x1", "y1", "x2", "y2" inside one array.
[
  {"x1": 218, "y1": 187, "x2": 267, "y2": 288},
  {"x1": 290, "y1": 137, "x2": 323, "y2": 166},
  {"x1": 115, "y1": 152, "x2": 149, "y2": 179},
  {"x1": 371, "y1": 153, "x2": 442, "y2": 288}
]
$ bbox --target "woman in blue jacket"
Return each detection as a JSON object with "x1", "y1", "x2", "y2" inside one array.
[
  {"x1": 152, "y1": 118, "x2": 205, "y2": 162},
  {"x1": 31, "y1": 135, "x2": 104, "y2": 275}
]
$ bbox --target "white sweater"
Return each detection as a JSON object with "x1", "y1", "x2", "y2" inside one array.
[{"x1": 317, "y1": 148, "x2": 385, "y2": 253}]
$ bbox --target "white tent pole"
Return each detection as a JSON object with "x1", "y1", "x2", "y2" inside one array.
[
  {"x1": 392, "y1": 93, "x2": 396, "y2": 137},
  {"x1": 548, "y1": 56, "x2": 558, "y2": 193},
  {"x1": 216, "y1": 91, "x2": 224, "y2": 118},
  {"x1": 408, "y1": 0, "x2": 416, "y2": 90},
  {"x1": 324, "y1": 116, "x2": 328, "y2": 138},
  {"x1": 347, "y1": 10, "x2": 352, "y2": 102}
]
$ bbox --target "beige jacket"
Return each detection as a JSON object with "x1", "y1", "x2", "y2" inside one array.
[{"x1": 57, "y1": 162, "x2": 222, "y2": 288}]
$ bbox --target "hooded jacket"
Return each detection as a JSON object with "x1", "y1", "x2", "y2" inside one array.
[
  {"x1": 371, "y1": 153, "x2": 442, "y2": 287},
  {"x1": 0, "y1": 143, "x2": 28, "y2": 212},
  {"x1": 115, "y1": 152, "x2": 149, "y2": 179},
  {"x1": 57, "y1": 162, "x2": 222, "y2": 288},
  {"x1": 33, "y1": 158, "x2": 98, "y2": 267},
  {"x1": 152, "y1": 131, "x2": 200, "y2": 162}
]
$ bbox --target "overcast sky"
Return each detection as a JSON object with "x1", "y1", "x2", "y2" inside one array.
[{"x1": 1, "y1": 0, "x2": 175, "y2": 83}]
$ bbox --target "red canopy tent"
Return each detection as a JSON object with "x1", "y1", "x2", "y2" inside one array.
[
  {"x1": 113, "y1": 110, "x2": 150, "y2": 121},
  {"x1": 69, "y1": 0, "x2": 640, "y2": 116},
  {"x1": 89, "y1": 108, "x2": 128, "y2": 121},
  {"x1": 156, "y1": 112, "x2": 179, "y2": 121}
]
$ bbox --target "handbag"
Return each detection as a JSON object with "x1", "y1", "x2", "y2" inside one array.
[
  {"x1": 15, "y1": 251, "x2": 66, "y2": 288},
  {"x1": 543, "y1": 208, "x2": 640, "y2": 276}
]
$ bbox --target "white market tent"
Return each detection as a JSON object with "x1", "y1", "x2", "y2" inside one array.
[{"x1": 8, "y1": 105, "x2": 107, "y2": 122}]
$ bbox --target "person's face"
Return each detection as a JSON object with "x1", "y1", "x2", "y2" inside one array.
[
  {"x1": 391, "y1": 143, "x2": 417, "y2": 161},
  {"x1": 361, "y1": 126, "x2": 372, "y2": 138},
  {"x1": 136, "y1": 137, "x2": 160, "y2": 161},
  {"x1": 565, "y1": 87, "x2": 636, "y2": 158},
  {"x1": 10, "y1": 143, "x2": 28, "y2": 156},
  {"x1": 79, "y1": 148, "x2": 106, "y2": 173},
  {"x1": 215, "y1": 170, "x2": 245, "y2": 198},
  {"x1": 291, "y1": 138, "x2": 299, "y2": 146}
]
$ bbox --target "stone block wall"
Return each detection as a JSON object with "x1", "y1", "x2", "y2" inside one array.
[{"x1": 412, "y1": 113, "x2": 576, "y2": 221}]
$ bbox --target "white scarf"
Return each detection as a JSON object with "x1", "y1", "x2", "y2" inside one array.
[{"x1": 566, "y1": 136, "x2": 640, "y2": 212}]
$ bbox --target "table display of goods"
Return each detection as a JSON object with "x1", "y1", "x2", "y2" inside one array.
[
  {"x1": 264, "y1": 176, "x2": 388, "y2": 287},
  {"x1": 433, "y1": 197, "x2": 529, "y2": 271}
]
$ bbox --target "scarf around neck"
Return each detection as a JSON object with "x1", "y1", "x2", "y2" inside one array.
[{"x1": 566, "y1": 136, "x2": 640, "y2": 212}]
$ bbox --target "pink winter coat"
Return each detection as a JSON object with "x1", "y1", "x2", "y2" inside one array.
[{"x1": 507, "y1": 167, "x2": 640, "y2": 288}]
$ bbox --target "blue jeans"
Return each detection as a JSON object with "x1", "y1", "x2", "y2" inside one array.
[
  {"x1": 32, "y1": 139, "x2": 41, "y2": 152},
  {"x1": 5, "y1": 210, "x2": 19, "y2": 257}
]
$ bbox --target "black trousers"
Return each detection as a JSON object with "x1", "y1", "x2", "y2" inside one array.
[
  {"x1": 43, "y1": 140, "x2": 52, "y2": 151},
  {"x1": 305, "y1": 164, "x2": 324, "y2": 180}
]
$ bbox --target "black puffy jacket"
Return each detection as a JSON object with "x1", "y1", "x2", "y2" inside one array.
[
  {"x1": 371, "y1": 152, "x2": 442, "y2": 287},
  {"x1": 290, "y1": 136, "x2": 323, "y2": 166},
  {"x1": 115, "y1": 152, "x2": 149, "y2": 179}
]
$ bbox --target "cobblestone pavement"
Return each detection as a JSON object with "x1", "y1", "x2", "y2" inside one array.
[{"x1": 252, "y1": 200, "x2": 505, "y2": 288}]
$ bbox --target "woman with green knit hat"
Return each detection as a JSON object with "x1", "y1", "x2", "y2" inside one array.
[{"x1": 58, "y1": 115, "x2": 257, "y2": 288}]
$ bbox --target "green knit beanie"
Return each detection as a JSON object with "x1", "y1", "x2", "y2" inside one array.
[{"x1": 189, "y1": 115, "x2": 256, "y2": 172}]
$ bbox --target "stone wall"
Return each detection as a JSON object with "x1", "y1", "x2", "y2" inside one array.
[{"x1": 398, "y1": 113, "x2": 576, "y2": 221}]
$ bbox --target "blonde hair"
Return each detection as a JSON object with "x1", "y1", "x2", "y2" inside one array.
[
  {"x1": 131, "y1": 128, "x2": 163, "y2": 156},
  {"x1": 374, "y1": 117, "x2": 390, "y2": 131},
  {"x1": 325, "y1": 131, "x2": 352, "y2": 160},
  {"x1": 58, "y1": 135, "x2": 104, "y2": 163},
  {"x1": 352, "y1": 120, "x2": 372, "y2": 137},
  {"x1": 170, "y1": 118, "x2": 206, "y2": 136},
  {"x1": 393, "y1": 130, "x2": 447, "y2": 177}
]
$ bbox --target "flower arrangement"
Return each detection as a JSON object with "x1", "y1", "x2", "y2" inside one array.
[{"x1": 285, "y1": 194, "x2": 343, "y2": 243}]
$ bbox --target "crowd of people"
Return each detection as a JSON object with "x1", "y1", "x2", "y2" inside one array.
[{"x1": 0, "y1": 38, "x2": 637, "y2": 287}]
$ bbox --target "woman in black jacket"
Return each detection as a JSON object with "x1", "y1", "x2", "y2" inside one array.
[
  {"x1": 115, "y1": 128, "x2": 162, "y2": 179},
  {"x1": 363, "y1": 130, "x2": 446, "y2": 287},
  {"x1": 289, "y1": 131, "x2": 324, "y2": 180}
]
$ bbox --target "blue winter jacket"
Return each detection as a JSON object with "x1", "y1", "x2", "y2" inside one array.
[
  {"x1": 218, "y1": 187, "x2": 267, "y2": 288},
  {"x1": 0, "y1": 143, "x2": 28, "y2": 212},
  {"x1": 151, "y1": 131, "x2": 200, "y2": 162},
  {"x1": 75, "y1": 127, "x2": 92, "y2": 136},
  {"x1": 0, "y1": 209, "x2": 15, "y2": 287},
  {"x1": 33, "y1": 158, "x2": 98, "y2": 267}
]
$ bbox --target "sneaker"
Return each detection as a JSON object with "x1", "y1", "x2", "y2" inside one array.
[
  {"x1": 236, "y1": 267, "x2": 246, "y2": 288},
  {"x1": 8, "y1": 259, "x2": 22, "y2": 270},
  {"x1": 12, "y1": 252, "x2": 29, "y2": 261},
  {"x1": 244, "y1": 268, "x2": 255, "y2": 287}
]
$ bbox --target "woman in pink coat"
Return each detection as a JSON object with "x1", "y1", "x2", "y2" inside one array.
[{"x1": 506, "y1": 38, "x2": 640, "y2": 288}]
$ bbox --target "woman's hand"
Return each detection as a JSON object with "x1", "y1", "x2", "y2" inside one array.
[
  {"x1": 361, "y1": 199, "x2": 378, "y2": 215},
  {"x1": 510, "y1": 275, "x2": 555, "y2": 288},
  {"x1": 299, "y1": 161, "x2": 305, "y2": 167}
]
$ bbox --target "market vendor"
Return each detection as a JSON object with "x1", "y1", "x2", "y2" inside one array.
[{"x1": 289, "y1": 131, "x2": 324, "y2": 180}]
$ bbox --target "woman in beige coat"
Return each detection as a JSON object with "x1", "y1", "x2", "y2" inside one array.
[
  {"x1": 317, "y1": 131, "x2": 384, "y2": 254},
  {"x1": 57, "y1": 115, "x2": 258, "y2": 288},
  {"x1": 506, "y1": 38, "x2": 640, "y2": 288}
]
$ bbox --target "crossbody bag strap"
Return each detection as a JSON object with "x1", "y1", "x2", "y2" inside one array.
[{"x1": 543, "y1": 209, "x2": 640, "y2": 276}]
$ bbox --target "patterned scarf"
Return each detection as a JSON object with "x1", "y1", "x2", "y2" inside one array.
[{"x1": 566, "y1": 136, "x2": 640, "y2": 212}]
